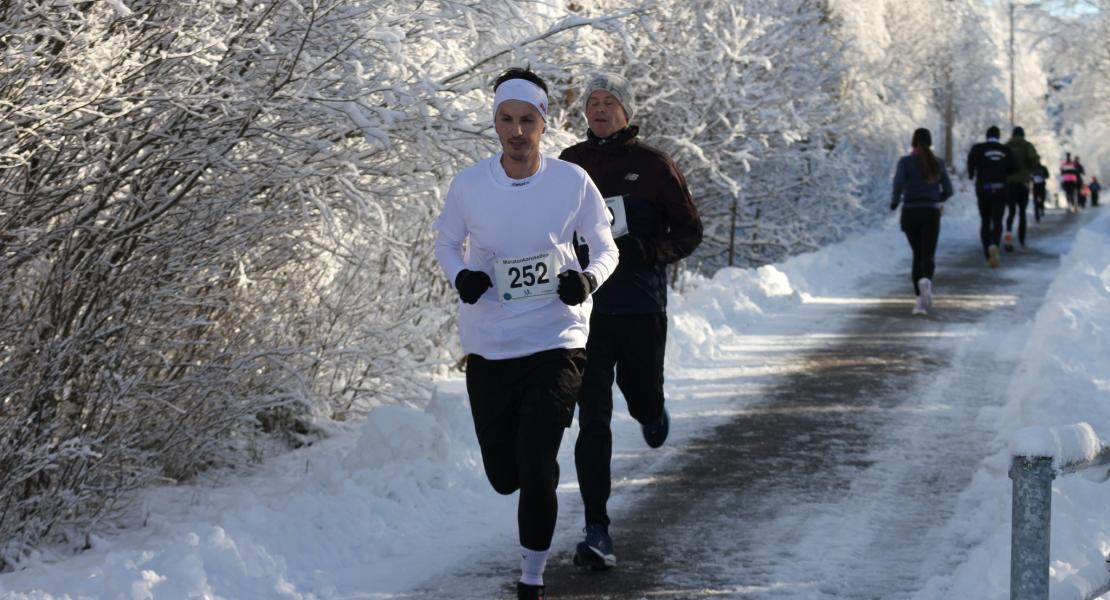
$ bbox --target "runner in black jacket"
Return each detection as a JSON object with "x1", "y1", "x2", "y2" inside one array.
[
  {"x1": 558, "y1": 72, "x2": 702, "y2": 571},
  {"x1": 966, "y1": 126, "x2": 1017, "y2": 267}
]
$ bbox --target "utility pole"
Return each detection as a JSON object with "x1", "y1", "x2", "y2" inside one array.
[
  {"x1": 943, "y1": 0, "x2": 955, "y2": 167},
  {"x1": 1009, "y1": 1, "x2": 1016, "y2": 128},
  {"x1": 944, "y1": 65, "x2": 955, "y2": 167}
]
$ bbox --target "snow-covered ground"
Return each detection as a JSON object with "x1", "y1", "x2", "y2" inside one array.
[
  {"x1": 2, "y1": 192, "x2": 1108, "y2": 600},
  {"x1": 922, "y1": 202, "x2": 1110, "y2": 600}
]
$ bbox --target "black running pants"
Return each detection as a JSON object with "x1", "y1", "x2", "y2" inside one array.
[
  {"x1": 576, "y1": 311, "x2": 667, "y2": 528},
  {"x1": 1033, "y1": 184, "x2": 1046, "y2": 221},
  {"x1": 901, "y1": 207, "x2": 941, "y2": 296},
  {"x1": 1006, "y1": 183, "x2": 1029, "y2": 245},
  {"x1": 466, "y1": 348, "x2": 586, "y2": 551},
  {"x1": 976, "y1": 187, "x2": 1007, "y2": 258},
  {"x1": 1063, "y1": 182, "x2": 1078, "y2": 209}
]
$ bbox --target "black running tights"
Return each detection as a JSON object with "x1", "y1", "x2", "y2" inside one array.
[
  {"x1": 901, "y1": 207, "x2": 941, "y2": 296},
  {"x1": 466, "y1": 349, "x2": 585, "y2": 551},
  {"x1": 1006, "y1": 183, "x2": 1029, "y2": 245},
  {"x1": 576, "y1": 312, "x2": 667, "y2": 529}
]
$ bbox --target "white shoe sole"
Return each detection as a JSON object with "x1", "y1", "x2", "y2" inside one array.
[{"x1": 574, "y1": 543, "x2": 617, "y2": 569}]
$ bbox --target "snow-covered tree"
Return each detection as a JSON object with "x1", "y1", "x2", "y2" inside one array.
[
  {"x1": 1038, "y1": 0, "x2": 1109, "y2": 179},
  {"x1": 0, "y1": 0, "x2": 643, "y2": 568},
  {"x1": 560, "y1": 0, "x2": 871, "y2": 268}
]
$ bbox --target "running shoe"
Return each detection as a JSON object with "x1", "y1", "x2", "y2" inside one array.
[
  {"x1": 912, "y1": 295, "x2": 927, "y2": 315},
  {"x1": 573, "y1": 524, "x2": 616, "y2": 570},
  {"x1": 918, "y1": 278, "x2": 933, "y2": 311},
  {"x1": 1003, "y1": 232, "x2": 1014, "y2": 252},
  {"x1": 988, "y1": 245, "x2": 1001, "y2": 268},
  {"x1": 641, "y1": 409, "x2": 670, "y2": 449},
  {"x1": 517, "y1": 582, "x2": 546, "y2": 600}
]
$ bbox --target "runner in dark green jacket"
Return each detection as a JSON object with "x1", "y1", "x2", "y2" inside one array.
[{"x1": 1004, "y1": 126, "x2": 1041, "y2": 250}]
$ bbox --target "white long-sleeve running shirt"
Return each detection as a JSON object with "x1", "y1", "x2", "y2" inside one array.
[{"x1": 434, "y1": 153, "x2": 619, "y2": 360}]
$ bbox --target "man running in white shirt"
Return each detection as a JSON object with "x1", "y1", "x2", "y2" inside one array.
[{"x1": 434, "y1": 67, "x2": 619, "y2": 600}]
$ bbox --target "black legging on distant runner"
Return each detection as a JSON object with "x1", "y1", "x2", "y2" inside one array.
[
  {"x1": 1063, "y1": 182, "x2": 1079, "y2": 209},
  {"x1": 466, "y1": 348, "x2": 585, "y2": 551},
  {"x1": 576, "y1": 311, "x2": 667, "y2": 529},
  {"x1": 976, "y1": 186, "x2": 1007, "y2": 258},
  {"x1": 901, "y1": 207, "x2": 941, "y2": 296},
  {"x1": 1006, "y1": 182, "x2": 1029, "y2": 245},
  {"x1": 1032, "y1": 183, "x2": 1047, "y2": 221}
]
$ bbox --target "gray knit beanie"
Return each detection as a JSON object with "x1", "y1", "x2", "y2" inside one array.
[{"x1": 583, "y1": 72, "x2": 635, "y2": 122}]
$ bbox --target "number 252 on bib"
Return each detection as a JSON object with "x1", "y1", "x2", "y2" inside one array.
[{"x1": 493, "y1": 252, "x2": 558, "y2": 302}]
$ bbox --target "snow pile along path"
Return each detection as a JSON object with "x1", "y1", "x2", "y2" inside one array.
[{"x1": 915, "y1": 208, "x2": 1110, "y2": 600}]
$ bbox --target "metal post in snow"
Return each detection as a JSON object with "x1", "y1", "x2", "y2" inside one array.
[{"x1": 1009, "y1": 455, "x2": 1054, "y2": 600}]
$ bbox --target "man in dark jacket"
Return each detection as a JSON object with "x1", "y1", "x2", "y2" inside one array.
[
  {"x1": 559, "y1": 72, "x2": 703, "y2": 571},
  {"x1": 967, "y1": 126, "x2": 1017, "y2": 267}
]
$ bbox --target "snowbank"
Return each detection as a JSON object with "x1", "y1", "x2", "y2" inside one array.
[
  {"x1": 0, "y1": 386, "x2": 510, "y2": 599},
  {"x1": 918, "y1": 209, "x2": 1110, "y2": 600}
]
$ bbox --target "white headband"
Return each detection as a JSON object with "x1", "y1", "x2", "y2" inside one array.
[{"x1": 493, "y1": 78, "x2": 548, "y2": 122}]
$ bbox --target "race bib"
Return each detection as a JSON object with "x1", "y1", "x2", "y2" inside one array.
[
  {"x1": 493, "y1": 251, "x2": 558, "y2": 302},
  {"x1": 576, "y1": 196, "x2": 629, "y2": 245},
  {"x1": 604, "y1": 196, "x2": 629, "y2": 238}
]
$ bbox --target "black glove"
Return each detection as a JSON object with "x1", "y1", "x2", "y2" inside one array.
[
  {"x1": 615, "y1": 235, "x2": 653, "y2": 265},
  {"x1": 557, "y1": 270, "x2": 596, "y2": 306},
  {"x1": 454, "y1": 269, "x2": 492, "y2": 304},
  {"x1": 890, "y1": 201, "x2": 899, "y2": 211}
]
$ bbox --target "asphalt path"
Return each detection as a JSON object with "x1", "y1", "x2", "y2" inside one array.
[{"x1": 415, "y1": 208, "x2": 1089, "y2": 600}]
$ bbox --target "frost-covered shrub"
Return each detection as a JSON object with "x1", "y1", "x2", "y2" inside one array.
[{"x1": 0, "y1": 0, "x2": 655, "y2": 569}]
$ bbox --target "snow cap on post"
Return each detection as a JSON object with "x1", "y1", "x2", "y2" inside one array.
[
  {"x1": 583, "y1": 72, "x2": 635, "y2": 122},
  {"x1": 1008, "y1": 422, "x2": 1101, "y2": 471},
  {"x1": 493, "y1": 79, "x2": 548, "y2": 122}
]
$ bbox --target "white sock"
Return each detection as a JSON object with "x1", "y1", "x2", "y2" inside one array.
[{"x1": 520, "y1": 546, "x2": 549, "y2": 586}]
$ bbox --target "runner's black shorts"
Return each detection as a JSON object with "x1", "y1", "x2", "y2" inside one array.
[{"x1": 466, "y1": 348, "x2": 587, "y2": 438}]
